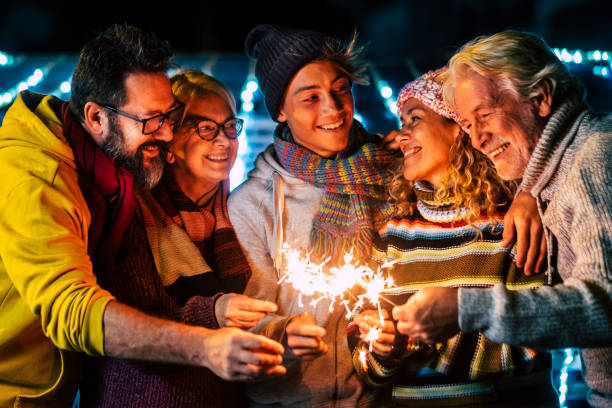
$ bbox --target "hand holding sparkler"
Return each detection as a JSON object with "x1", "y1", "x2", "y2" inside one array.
[
  {"x1": 392, "y1": 286, "x2": 460, "y2": 344},
  {"x1": 215, "y1": 293, "x2": 278, "y2": 329},
  {"x1": 286, "y1": 312, "x2": 328, "y2": 359},
  {"x1": 352, "y1": 309, "x2": 396, "y2": 357}
]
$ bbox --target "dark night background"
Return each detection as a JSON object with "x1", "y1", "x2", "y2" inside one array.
[
  {"x1": 2, "y1": 0, "x2": 611, "y2": 67},
  {"x1": 0, "y1": 3, "x2": 608, "y2": 405}
]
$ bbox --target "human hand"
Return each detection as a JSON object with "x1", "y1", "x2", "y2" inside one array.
[
  {"x1": 215, "y1": 293, "x2": 278, "y2": 329},
  {"x1": 383, "y1": 129, "x2": 401, "y2": 150},
  {"x1": 392, "y1": 287, "x2": 459, "y2": 345},
  {"x1": 202, "y1": 327, "x2": 286, "y2": 381},
  {"x1": 503, "y1": 191, "x2": 547, "y2": 275},
  {"x1": 285, "y1": 312, "x2": 327, "y2": 359},
  {"x1": 352, "y1": 309, "x2": 396, "y2": 357}
]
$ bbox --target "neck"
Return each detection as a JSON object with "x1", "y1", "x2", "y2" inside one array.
[{"x1": 171, "y1": 167, "x2": 218, "y2": 204}]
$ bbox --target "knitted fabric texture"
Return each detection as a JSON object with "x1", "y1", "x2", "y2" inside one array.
[
  {"x1": 139, "y1": 171, "x2": 250, "y2": 291},
  {"x1": 396, "y1": 68, "x2": 461, "y2": 124},
  {"x1": 245, "y1": 24, "x2": 336, "y2": 120},
  {"x1": 349, "y1": 184, "x2": 552, "y2": 406},
  {"x1": 79, "y1": 218, "x2": 248, "y2": 408},
  {"x1": 273, "y1": 121, "x2": 396, "y2": 263}
]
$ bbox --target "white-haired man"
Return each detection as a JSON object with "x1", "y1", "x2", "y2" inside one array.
[{"x1": 392, "y1": 30, "x2": 612, "y2": 407}]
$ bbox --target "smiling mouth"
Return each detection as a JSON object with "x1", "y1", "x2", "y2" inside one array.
[
  {"x1": 141, "y1": 145, "x2": 159, "y2": 155},
  {"x1": 318, "y1": 118, "x2": 345, "y2": 130},
  {"x1": 205, "y1": 154, "x2": 229, "y2": 162},
  {"x1": 488, "y1": 142, "x2": 510, "y2": 158},
  {"x1": 402, "y1": 146, "x2": 422, "y2": 158}
]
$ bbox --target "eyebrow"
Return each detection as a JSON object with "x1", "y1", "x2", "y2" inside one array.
[
  {"x1": 293, "y1": 75, "x2": 348, "y2": 95},
  {"x1": 142, "y1": 100, "x2": 182, "y2": 117},
  {"x1": 185, "y1": 114, "x2": 234, "y2": 123}
]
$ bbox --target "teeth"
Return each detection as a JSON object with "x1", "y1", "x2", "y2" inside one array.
[
  {"x1": 319, "y1": 119, "x2": 343, "y2": 130},
  {"x1": 206, "y1": 155, "x2": 229, "y2": 161},
  {"x1": 402, "y1": 146, "x2": 421, "y2": 158},
  {"x1": 142, "y1": 145, "x2": 158, "y2": 151},
  {"x1": 489, "y1": 143, "x2": 510, "y2": 157}
]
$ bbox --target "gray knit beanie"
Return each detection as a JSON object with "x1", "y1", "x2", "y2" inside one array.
[{"x1": 245, "y1": 24, "x2": 334, "y2": 121}]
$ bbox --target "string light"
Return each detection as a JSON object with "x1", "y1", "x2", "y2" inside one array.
[
  {"x1": 230, "y1": 61, "x2": 258, "y2": 190},
  {"x1": 0, "y1": 51, "x2": 12, "y2": 66},
  {"x1": 558, "y1": 348, "x2": 576, "y2": 407},
  {"x1": 1, "y1": 66, "x2": 48, "y2": 108}
]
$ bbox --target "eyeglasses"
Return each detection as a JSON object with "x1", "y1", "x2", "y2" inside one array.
[
  {"x1": 182, "y1": 117, "x2": 244, "y2": 141},
  {"x1": 103, "y1": 102, "x2": 185, "y2": 135}
]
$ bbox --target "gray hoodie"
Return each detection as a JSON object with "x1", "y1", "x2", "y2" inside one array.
[{"x1": 228, "y1": 145, "x2": 376, "y2": 407}]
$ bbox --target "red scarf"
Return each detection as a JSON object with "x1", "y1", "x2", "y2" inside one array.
[{"x1": 61, "y1": 102, "x2": 136, "y2": 269}]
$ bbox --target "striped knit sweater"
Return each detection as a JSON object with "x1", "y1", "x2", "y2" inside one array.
[
  {"x1": 349, "y1": 182, "x2": 556, "y2": 406},
  {"x1": 458, "y1": 97, "x2": 612, "y2": 407}
]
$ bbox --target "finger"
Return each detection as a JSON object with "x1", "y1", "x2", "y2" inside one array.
[
  {"x1": 502, "y1": 211, "x2": 516, "y2": 248},
  {"x1": 291, "y1": 341, "x2": 328, "y2": 356},
  {"x1": 238, "y1": 298, "x2": 278, "y2": 313},
  {"x1": 513, "y1": 219, "x2": 530, "y2": 268},
  {"x1": 240, "y1": 348, "x2": 283, "y2": 367},
  {"x1": 237, "y1": 362, "x2": 285, "y2": 380},
  {"x1": 241, "y1": 333, "x2": 285, "y2": 355},
  {"x1": 375, "y1": 332, "x2": 396, "y2": 345},
  {"x1": 230, "y1": 310, "x2": 269, "y2": 323},
  {"x1": 287, "y1": 323, "x2": 326, "y2": 338},
  {"x1": 288, "y1": 334, "x2": 324, "y2": 349},
  {"x1": 372, "y1": 342, "x2": 393, "y2": 356},
  {"x1": 535, "y1": 235, "x2": 547, "y2": 274},
  {"x1": 523, "y1": 223, "x2": 543, "y2": 276},
  {"x1": 226, "y1": 319, "x2": 259, "y2": 329}
]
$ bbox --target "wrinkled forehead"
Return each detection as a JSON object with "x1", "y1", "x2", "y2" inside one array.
[{"x1": 455, "y1": 69, "x2": 501, "y2": 112}]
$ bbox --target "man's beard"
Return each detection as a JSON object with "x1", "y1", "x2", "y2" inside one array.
[{"x1": 101, "y1": 117, "x2": 168, "y2": 189}]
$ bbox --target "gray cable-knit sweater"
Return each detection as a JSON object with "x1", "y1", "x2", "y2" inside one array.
[{"x1": 458, "y1": 96, "x2": 612, "y2": 407}]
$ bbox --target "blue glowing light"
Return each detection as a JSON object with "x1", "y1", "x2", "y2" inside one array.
[{"x1": 246, "y1": 80, "x2": 258, "y2": 93}]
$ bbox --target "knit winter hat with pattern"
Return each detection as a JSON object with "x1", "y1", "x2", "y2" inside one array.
[
  {"x1": 245, "y1": 24, "x2": 335, "y2": 121},
  {"x1": 396, "y1": 68, "x2": 462, "y2": 125}
]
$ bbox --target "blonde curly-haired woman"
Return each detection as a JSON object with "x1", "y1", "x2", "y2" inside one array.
[{"x1": 350, "y1": 69, "x2": 558, "y2": 407}]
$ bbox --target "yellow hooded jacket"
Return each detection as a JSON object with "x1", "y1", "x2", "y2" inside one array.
[{"x1": 0, "y1": 91, "x2": 114, "y2": 407}]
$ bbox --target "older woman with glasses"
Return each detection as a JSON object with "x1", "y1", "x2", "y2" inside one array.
[{"x1": 79, "y1": 69, "x2": 282, "y2": 408}]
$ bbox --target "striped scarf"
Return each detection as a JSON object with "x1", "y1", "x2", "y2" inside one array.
[
  {"x1": 138, "y1": 171, "x2": 250, "y2": 293},
  {"x1": 273, "y1": 121, "x2": 397, "y2": 263}
]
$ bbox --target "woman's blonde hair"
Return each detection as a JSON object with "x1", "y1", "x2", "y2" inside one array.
[
  {"x1": 390, "y1": 128, "x2": 515, "y2": 223},
  {"x1": 170, "y1": 69, "x2": 237, "y2": 125}
]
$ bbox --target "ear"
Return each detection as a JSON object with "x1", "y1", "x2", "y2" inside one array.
[
  {"x1": 277, "y1": 108, "x2": 287, "y2": 123},
  {"x1": 166, "y1": 150, "x2": 176, "y2": 164},
  {"x1": 82, "y1": 102, "x2": 107, "y2": 145},
  {"x1": 530, "y1": 79, "x2": 553, "y2": 118}
]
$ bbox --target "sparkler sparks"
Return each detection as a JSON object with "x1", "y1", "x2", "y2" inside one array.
[{"x1": 277, "y1": 244, "x2": 398, "y2": 357}]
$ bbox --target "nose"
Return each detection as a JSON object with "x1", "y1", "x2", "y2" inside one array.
[
  {"x1": 214, "y1": 128, "x2": 232, "y2": 145},
  {"x1": 153, "y1": 119, "x2": 174, "y2": 142},
  {"x1": 323, "y1": 92, "x2": 344, "y2": 114},
  {"x1": 470, "y1": 122, "x2": 489, "y2": 151},
  {"x1": 395, "y1": 127, "x2": 411, "y2": 144}
]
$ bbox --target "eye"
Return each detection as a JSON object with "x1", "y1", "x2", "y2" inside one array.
[
  {"x1": 410, "y1": 115, "x2": 421, "y2": 124},
  {"x1": 302, "y1": 94, "x2": 318, "y2": 103}
]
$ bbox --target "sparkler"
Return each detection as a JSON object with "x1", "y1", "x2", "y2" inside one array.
[{"x1": 277, "y1": 244, "x2": 398, "y2": 360}]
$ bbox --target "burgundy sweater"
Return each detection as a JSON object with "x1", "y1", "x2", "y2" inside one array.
[{"x1": 78, "y1": 217, "x2": 248, "y2": 408}]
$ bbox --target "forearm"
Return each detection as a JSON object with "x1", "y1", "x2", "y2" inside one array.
[
  {"x1": 459, "y1": 280, "x2": 612, "y2": 349},
  {"x1": 103, "y1": 300, "x2": 212, "y2": 367}
]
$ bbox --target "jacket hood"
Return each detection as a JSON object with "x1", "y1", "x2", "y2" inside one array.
[{"x1": 0, "y1": 91, "x2": 75, "y2": 166}]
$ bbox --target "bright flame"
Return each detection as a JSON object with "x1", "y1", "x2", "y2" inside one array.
[{"x1": 277, "y1": 244, "x2": 398, "y2": 371}]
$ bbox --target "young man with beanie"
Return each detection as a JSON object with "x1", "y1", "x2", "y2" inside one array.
[
  {"x1": 0, "y1": 23, "x2": 284, "y2": 407},
  {"x1": 227, "y1": 24, "x2": 397, "y2": 406},
  {"x1": 393, "y1": 30, "x2": 612, "y2": 407}
]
